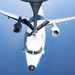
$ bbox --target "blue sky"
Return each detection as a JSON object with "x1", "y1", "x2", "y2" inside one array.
[{"x1": 0, "y1": 0, "x2": 75, "y2": 75}]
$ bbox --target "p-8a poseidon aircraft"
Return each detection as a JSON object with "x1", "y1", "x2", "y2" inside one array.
[{"x1": 0, "y1": 0, "x2": 75, "y2": 71}]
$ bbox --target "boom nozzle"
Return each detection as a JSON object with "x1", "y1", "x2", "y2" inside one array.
[{"x1": 21, "y1": 0, "x2": 47, "y2": 33}]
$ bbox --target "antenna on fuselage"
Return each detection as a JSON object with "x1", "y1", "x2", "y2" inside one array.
[{"x1": 21, "y1": 0, "x2": 47, "y2": 33}]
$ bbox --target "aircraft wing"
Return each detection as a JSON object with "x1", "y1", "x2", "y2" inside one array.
[
  {"x1": 48, "y1": 16, "x2": 75, "y2": 25},
  {"x1": 0, "y1": 10, "x2": 20, "y2": 21},
  {"x1": 0, "y1": 10, "x2": 34, "y2": 30}
]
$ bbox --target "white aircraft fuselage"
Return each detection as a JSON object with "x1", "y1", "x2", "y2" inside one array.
[{"x1": 24, "y1": 7, "x2": 45, "y2": 71}]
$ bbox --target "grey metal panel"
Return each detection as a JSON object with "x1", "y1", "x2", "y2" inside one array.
[{"x1": 21, "y1": 0, "x2": 47, "y2": 2}]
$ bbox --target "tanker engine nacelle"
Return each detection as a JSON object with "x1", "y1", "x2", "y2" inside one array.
[
  {"x1": 13, "y1": 22, "x2": 22, "y2": 33},
  {"x1": 51, "y1": 24, "x2": 60, "y2": 37}
]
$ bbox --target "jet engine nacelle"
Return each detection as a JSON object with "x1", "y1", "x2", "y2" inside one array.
[
  {"x1": 13, "y1": 22, "x2": 22, "y2": 33},
  {"x1": 51, "y1": 25, "x2": 60, "y2": 37}
]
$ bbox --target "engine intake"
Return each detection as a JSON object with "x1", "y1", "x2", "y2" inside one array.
[
  {"x1": 13, "y1": 22, "x2": 22, "y2": 33},
  {"x1": 51, "y1": 25, "x2": 60, "y2": 37}
]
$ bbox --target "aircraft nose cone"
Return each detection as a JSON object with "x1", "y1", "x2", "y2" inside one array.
[{"x1": 28, "y1": 65, "x2": 35, "y2": 71}]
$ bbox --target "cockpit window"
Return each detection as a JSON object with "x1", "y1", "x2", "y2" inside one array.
[
  {"x1": 26, "y1": 46, "x2": 42, "y2": 55},
  {"x1": 27, "y1": 50, "x2": 33, "y2": 54},
  {"x1": 34, "y1": 47, "x2": 42, "y2": 54}
]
